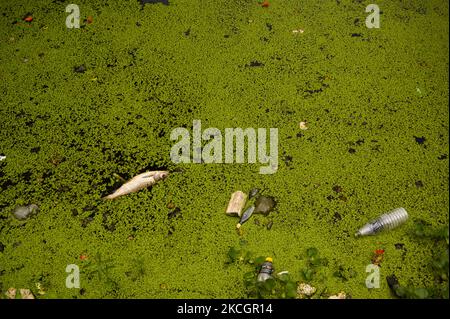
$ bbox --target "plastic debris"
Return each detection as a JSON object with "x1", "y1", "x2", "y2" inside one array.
[
  {"x1": 249, "y1": 188, "x2": 259, "y2": 199},
  {"x1": 20, "y1": 289, "x2": 35, "y2": 299},
  {"x1": 0, "y1": 155, "x2": 6, "y2": 161},
  {"x1": 12, "y1": 204, "x2": 39, "y2": 220},
  {"x1": 328, "y1": 291, "x2": 347, "y2": 299},
  {"x1": 236, "y1": 205, "x2": 255, "y2": 229},
  {"x1": 226, "y1": 191, "x2": 247, "y2": 217},
  {"x1": 5, "y1": 288, "x2": 16, "y2": 299},
  {"x1": 257, "y1": 257, "x2": 274, "y2": 282},
  {"x1": 292, "y1": 29, "x2": 305, "y2": 34},
  {"x1": 299, "y1": 121, "x2": 308, "y2": 130},
  {"x1": 35, "y1": 283, "x2": 46, "y2": 295},
  {"x1": 355, "y1": 207, "x2": 408, "y2": 237},
  {"x1": 4, "y1": 288, "x2": 35, "y2": 299}
]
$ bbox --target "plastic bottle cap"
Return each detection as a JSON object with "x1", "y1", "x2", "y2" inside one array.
[{"x1": 265, "y1": 257, "x2": 273, "y2": 262}]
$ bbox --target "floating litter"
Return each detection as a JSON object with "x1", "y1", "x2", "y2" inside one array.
[{"x1": 355, "y1": 207, "x2": 408, "y2": 237}]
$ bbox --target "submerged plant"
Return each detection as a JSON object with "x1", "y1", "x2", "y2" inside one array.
[
  {"x1": 125, "y1": 256, "x2": 147, "y2": 282},
  {"x1": 387, "y1": 222, "x2": 449, "y2": 299},
  {"x1": 299, "y1": 247, "x2": 328, "y2": 282},
  {"x1": 82, "y1": 253, "x2": 118, "y2": 290}
]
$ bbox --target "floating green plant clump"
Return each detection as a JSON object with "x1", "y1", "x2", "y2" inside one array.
[
  {"x1": 386, "y1": 222, "x2": 449, "y2": 299},
  {"x1": 299, "y1": 247, "x2": 328, "y2": 283}
]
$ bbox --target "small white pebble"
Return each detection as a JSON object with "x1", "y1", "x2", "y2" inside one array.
[
  {"x1": 299, "y1": 121, "x2": 308, "y2": 130},
  {"x1": 297, "y1": 283, "x2": 316, "y2": 297}
]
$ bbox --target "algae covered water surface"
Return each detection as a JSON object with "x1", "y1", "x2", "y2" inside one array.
[{"x1": 0, "y1": 0, "x2": 448, "y2": 299}]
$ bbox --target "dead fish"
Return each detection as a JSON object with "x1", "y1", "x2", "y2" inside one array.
[
  {"x1": 236, "y1": 205, "x2": 255, "y2": 229},
  {"x1": 254, "y1": 196, "x2": 276, "y2": 215},
  {"x1": 103, "y1": 171, "x2": 169, "y2": 200},
  {"x1": 13, "y1": 204, "x2": 39, "y2": 220}
]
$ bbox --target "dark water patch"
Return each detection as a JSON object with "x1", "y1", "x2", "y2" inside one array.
[
  {"x1": 332, "y1": 185, "x2": 343, "y2": 193},
  {"x1": 282, "y1": 155, "x2": 293, "y2": 167},
  {"x1": 333, "y1": 212, "x2": 342, "y2": 223},
  {"x1": 140, "y1": 0, "x2": 169, "y2": 7},
  {"x1": 74, "y1": 65, "x2": 86, "y2": 73},
  {"x1": 414, "y1": 136, "x2": 426, "y2": 145},
  {"x1": 246, "y1": 60, "x2": 264, "y2": 67},
  {"x1": 20, "y1": 170, "x2": 33, "y2": 182},
  {"x1": 168, "y1": 207, "x2": 181, "y2": 219},
  {"x1": 81, "y1": 216, "x2": 94, "y2": 228},
  {"x1": 0, "y1": 179, "x2": 16, "y2": 191}
]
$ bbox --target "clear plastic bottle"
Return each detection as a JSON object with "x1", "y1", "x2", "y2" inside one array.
[{"x1": 355, "y1": 207, "x2": 408, "y2": 237}]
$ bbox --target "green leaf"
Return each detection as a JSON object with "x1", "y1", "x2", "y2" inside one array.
[
  {"x1": 286, "y1": 285, "x2": 297, "y2": 298},
  {"x1": 414, "y1": 288, "x2": 429, "y2": 299},
  {"x1": 307, "y1": 247, "x2": 318, "y2": 258},
  {"x1": 348, "y1": 268, "x2": 357, "y2": 278},
  {"x1": 301, "y1": 268, "x2": 314, "y2": 281},
  {"x1": 254, "y1": 256, "x2": 266, "y2": 267},
  {"x1": 278, "y1": 273, "x2": 291, "y2": 282},
  {"x1": 227, "y1": 246, "x2": 240, "y2": 262},
  {"x1": 263, "y1": 278, "x2": 276, "y2": 290},
  {"x1": 395, "y1": 286, "x2": 407, "y2": 297}
]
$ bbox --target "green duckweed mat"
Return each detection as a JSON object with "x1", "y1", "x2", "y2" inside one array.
[{"x1": 0, "y1": 0, "x2": 448, "y2": 299}]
